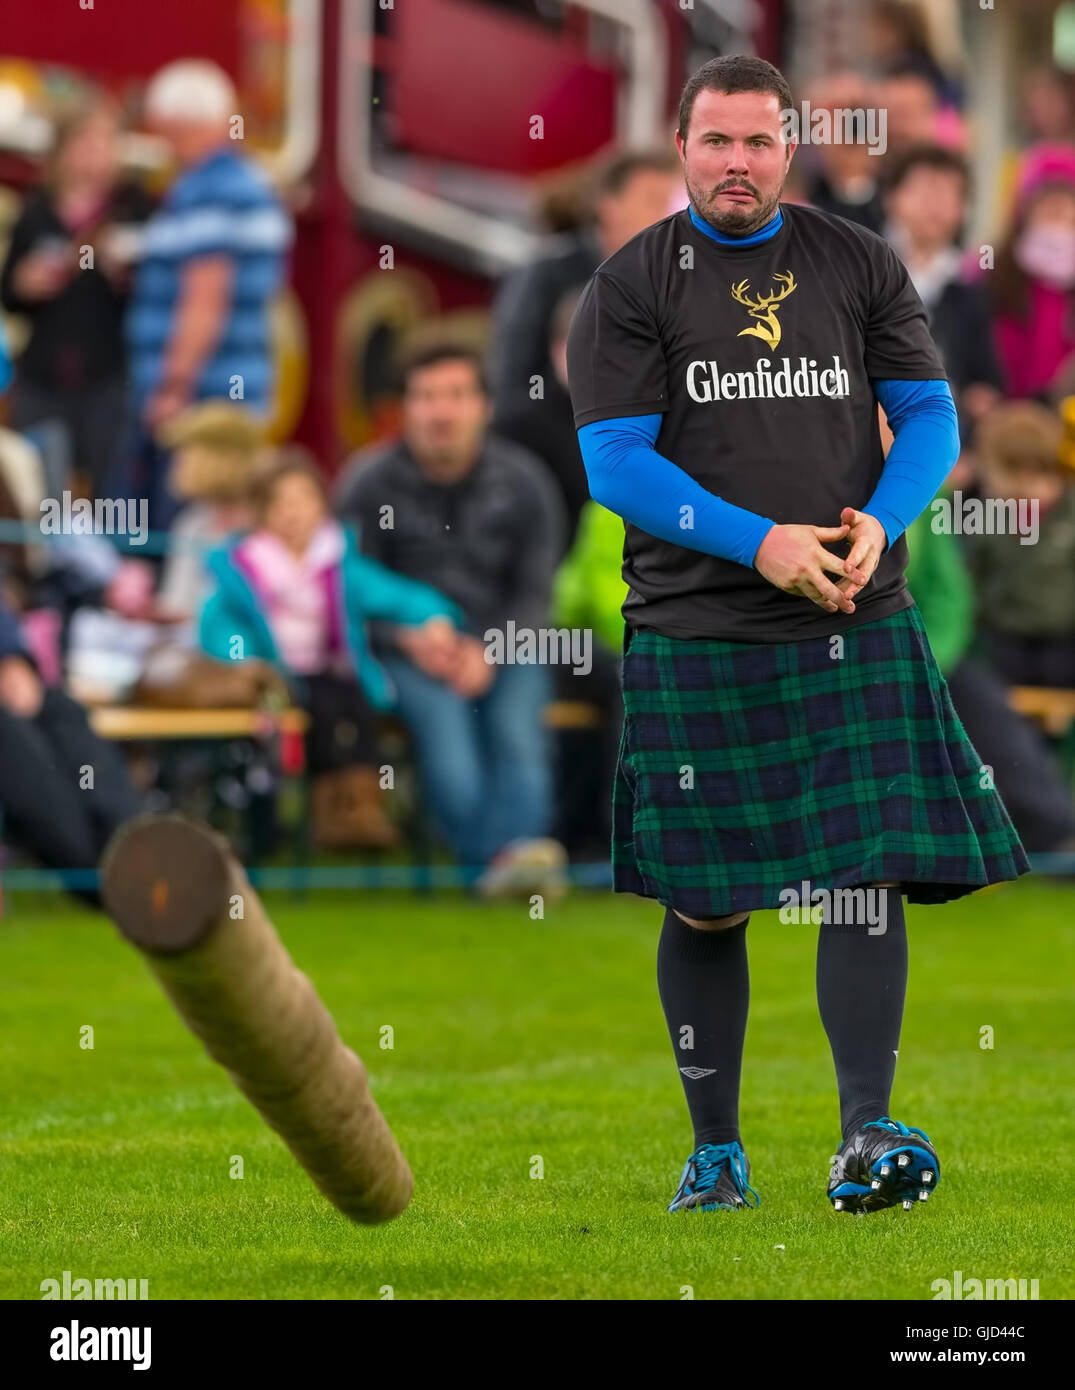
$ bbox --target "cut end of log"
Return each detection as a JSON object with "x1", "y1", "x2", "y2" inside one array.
[{"x1": 100, "y1": 814, "x2": 234, "y2": 954}]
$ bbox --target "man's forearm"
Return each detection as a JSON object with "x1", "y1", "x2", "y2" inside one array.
[{"x1": 160, "y1": 255, "x2": 235, "y2": 389}]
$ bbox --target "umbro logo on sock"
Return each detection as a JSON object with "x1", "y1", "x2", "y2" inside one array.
[{"x1": 679, "y1": 1066, "x2": 717, "y2": 1079}]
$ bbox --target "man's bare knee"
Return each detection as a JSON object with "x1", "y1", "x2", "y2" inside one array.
[{"x1": 673, "y1": 909, "x2": 749, "y2": 932}]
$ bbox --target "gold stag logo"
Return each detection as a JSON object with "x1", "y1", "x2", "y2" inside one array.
[{"x1": 730, "y1": 271, "x2": 797, "y2": 352}]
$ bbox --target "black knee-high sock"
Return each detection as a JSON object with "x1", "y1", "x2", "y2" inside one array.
[
  {"x1": 656, "y1": 907, "x2": 750, "y2": 1148},
  {"x1": 816, "y1": 889, "x2": 908, "y2": 1141}
]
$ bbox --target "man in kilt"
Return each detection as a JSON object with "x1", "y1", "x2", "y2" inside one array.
[{"x1": 566, "y1": 56, "x2": 1030, "y2": 1216}]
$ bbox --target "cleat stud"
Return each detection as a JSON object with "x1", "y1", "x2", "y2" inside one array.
[
  {"x1": 897, "y1": 1154, "x2": 911, "y2": 1168},
  {"x1": 902, "y1": 1199, "x2": 914, "y2": 1210},
  {"x1": 871, "y1": 1178, "x2": 883, "y2": 1190},
  {"x1": 833, "y1": 1199, "x2": 844, "y2": 1210},
  {"x1": 918, "y1": 1190, "x2": 929, "y2": 1201},
  {"x1": 880, "y1": 1164, "x2": 893, "y2": 1177},
  {"x1": 922, "y1": 1170, "x2": 934, "y2": 1184}
]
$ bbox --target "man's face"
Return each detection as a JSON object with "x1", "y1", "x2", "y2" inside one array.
[
  {"x1": 675, "y1": 88, "x2": 795, "y2": 234},
  {"x1": 880, "y1": 75, "x2": 937, "y2": 150},
  {"x1": 596, "y1": 167, "x2": 683, "y2": 256},
  {"x1": 149, "y1": 115, "x2": 226, "y2": 167},
  {"x1": 1021, "y1": 68, "x2": 1073, "y2": 141},
  {"x1": 402, "y1": 359, "x2": 489, "y2": 476},
  {"x1": 887, "y1": 167, "x2": 966, "y2": 251}
]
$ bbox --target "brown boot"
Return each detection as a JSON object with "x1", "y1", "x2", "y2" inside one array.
[
  {"x1": 311, "y1": 770, "x2": 345, "y2": 849},
  {"x1": 312, "y1": 766, "x2": 402, "y2": 851}
]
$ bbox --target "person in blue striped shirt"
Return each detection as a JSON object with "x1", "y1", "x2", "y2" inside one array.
[{"x1": 122, "y1": 60, "x2": 292, "y2": 533}]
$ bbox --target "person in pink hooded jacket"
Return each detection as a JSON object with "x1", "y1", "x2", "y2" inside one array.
[{"x1": 989, "y1": 143, "x2": 1075, "y2": 399}]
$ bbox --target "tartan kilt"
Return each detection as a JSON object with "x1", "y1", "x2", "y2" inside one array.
[{"x1": 612, "y1": 604, "x2": 1031, "y2": 918}]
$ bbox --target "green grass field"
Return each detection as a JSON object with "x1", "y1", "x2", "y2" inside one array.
[{"x1": 2, "y1": 875, "x2": 1072, "y2": 1300}]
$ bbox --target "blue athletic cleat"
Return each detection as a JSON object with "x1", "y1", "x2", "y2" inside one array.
[
  {"x1": 827, "y1": 1116, "x2": 940, "y2": 1214},
  {"x1": 668, "y1": 1141, "x2": 760, "y2": 1212}
]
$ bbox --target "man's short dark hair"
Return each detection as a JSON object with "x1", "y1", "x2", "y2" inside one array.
[
  {"x1": 399, "y1": 342, "x2": 487, "y2": 395},
  {"x1": 677, "y1": 55, "x2": 794, "y2": 143},
  {"x1": 592, "y1": 148, "x2": 679, "y2": 202},
  {"x1": 882, "y1": 143, "x2": 971, "y2": 197}
]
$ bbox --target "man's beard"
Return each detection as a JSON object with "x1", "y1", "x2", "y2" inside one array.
[
  {"x1": 413, "y1": 435, "x2": 475, "y2": 480},
  {"x1": 685, "y1": 172, "x2": 784, "y2": 235}
]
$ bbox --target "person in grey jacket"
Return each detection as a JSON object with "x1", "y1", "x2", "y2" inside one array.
[
  {"x1": 336, "y1": 343, "x2": 569, "y2": 894},
  {"x1": 488, "y1": 149, "x2": 681, "y2": 551}
]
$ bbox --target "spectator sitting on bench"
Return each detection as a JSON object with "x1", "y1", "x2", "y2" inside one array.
[
  {"x1": 198, "y1": 447, "x2": 463, "y2": 851},
  {"x1": 0, "y1": 589, "x2": 143, "y2": 906},
  {"x1": 18, "y1": 401, "x2": 266, "y2": 705},
  {"x1": 963, "y1": 400, "x2": 1075, "y2": 688},
  {"x1": 336, "y1": 342, "x2": 569, "y2": 898},
  {"x1": 0, "y1": 422, "x2": 160, "y2": 704}
]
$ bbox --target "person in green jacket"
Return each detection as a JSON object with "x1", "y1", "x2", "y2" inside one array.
[
  {"x1": 550, "y1": 499, "x2": 628, "y2": 858},
  {"x1": 552, "y1": 498, "x2": 628, "y2": 654}
]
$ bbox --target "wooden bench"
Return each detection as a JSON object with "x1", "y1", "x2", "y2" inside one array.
[
  {"x1": 89, "y1": 706, "x2": 309, "y2": 741},
  {"x1": 1007, "y1": 687, "x2": 1075, "y2": 788},
  {"x1": 0, "y1": 707, "x2": 315, "y2": 914},
  {"x1": 77, "y1": 692, "x2": 1075, "y2": 872},
  {"x1": 1007, "y1": 687, "x2": 1075, "y2": 739},
  {"x1": 542, "y1": 700, "x2": 603, "y2": 730},
  {"x1": 88, "y1": 703, "x2": 598, "y2": 739},
  {"x1": 77, "y1": 700, "x2": 606, "y2": 887},
  {"x1": 86, "y1": 705, "x2": 312, "y2": 868}
]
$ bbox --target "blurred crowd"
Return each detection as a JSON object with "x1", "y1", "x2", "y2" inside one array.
[{"x1": 2, "y1": 2, "x2": 1075, "y2": 906}]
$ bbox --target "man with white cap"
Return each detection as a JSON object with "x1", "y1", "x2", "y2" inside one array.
[{"x1": 124, "y1": 60, "x2": 292, "y2": 531}]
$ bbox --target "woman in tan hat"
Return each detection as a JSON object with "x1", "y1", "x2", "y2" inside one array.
[{"x1": 155, "y1": 401, "x2": 268, "y2": 640}]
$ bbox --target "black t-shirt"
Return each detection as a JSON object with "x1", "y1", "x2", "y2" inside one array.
[{"x1": 566, "y1": 202, "x2": 947, "y2": 641}]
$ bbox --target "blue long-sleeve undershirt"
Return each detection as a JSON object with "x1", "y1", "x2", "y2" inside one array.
[
  {"x1": 866, "y1": 378, "x2": 960, "y2": 546},
  {"x1": 576, "y1": 377, "x2": 958, "y2": 566},
  {"x1": 578, "y1": 414, "x2": 775, "y2": 567}
]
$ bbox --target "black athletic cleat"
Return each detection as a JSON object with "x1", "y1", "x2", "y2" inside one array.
[
  {"x1": 827, "y1": 1116, "x2": 940, "y2": 1214},
  {"x1": 668, "y1": 1141, "x2": 760, "y2": 1212}
]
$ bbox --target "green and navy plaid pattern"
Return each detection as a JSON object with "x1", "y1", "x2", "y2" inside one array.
[{"x1": 613, "y1": 605, "x2": 1031, "y2": 918}]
